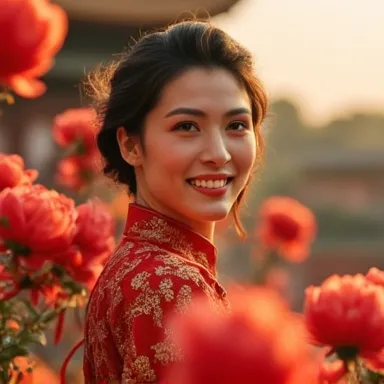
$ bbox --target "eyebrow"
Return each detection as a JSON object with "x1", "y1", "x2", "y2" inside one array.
[{"x1": 165, "y1": 107, "x2": 252, "y2": 118}]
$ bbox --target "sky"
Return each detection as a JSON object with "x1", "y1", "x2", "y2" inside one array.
[{"x1": 213, "y1": 0, "x2": 384, "y2": 125}]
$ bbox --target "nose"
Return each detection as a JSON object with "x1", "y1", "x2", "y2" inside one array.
[{"x1": 200, "y1": 133, "x2": 231, "y2": 168}]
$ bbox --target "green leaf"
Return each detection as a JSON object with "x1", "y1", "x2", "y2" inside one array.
[
  {"x1": 39, "y1": 309, "x2": 58, "y2": 323},
  {"x1": 73, "y1": 138, "x2": 86, "y2": 156},
  {"x1": 21, "y1": 300, "x2": 38, "y2": 318},
  {"x1": 0, "y1": 300, "x2": 13, "y2": 317},
  {"x1": 0, "y1": 368, "x2": 11, "y2": 384},
  {"x1": 0, "y1": 216, "x2": 9, "y2": 228},
  {"x1": 18, "y1": 276, "x2": 33, "y2": 290},
  {"x1": 1, "y1": 344, "x2": 29, "y2": 361},
  {"x1": 51, "y1": 264, "x2": 66, "y2": 278},
  {"x1": 23, "y1": 331, "x2": 47, "y2": 347},
  {"x1": 364, "y1": 368, "x2": 384, "y2": 384},
  {"x1": 3, "y1": 240, "x2": 30, "y2": 257},
  {"x1": 62, "y1": 280, "x2": 84, "y2": 294}
]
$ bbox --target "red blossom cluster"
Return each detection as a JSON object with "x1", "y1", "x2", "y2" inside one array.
[
  {"x1": 0, "y1": 0, "x2": 68, "y2": 98},
  {"x1": 160, "y1": 269, "x2": 384, "y2": 384},
  {"x1": 163, "y1": 287, "x2": 317, "y2": 384},
  {"x1": 160, "y1": 197, "x2": 384, "y2": 384},
  {"x1": 69, "y1": 198, "x2": 116, "y2": 291},
  {"x1": 0, "y1": 154, "x2": 38, "y2": 191},
  {"x1": 256, "y1": 196, "x2": 317, "y2": 263},
  {"x1": 0, "y1": 155, "x2": 115, "y2": 292},
  {"x1": 0, "y1": 184, "x2": 78, "y2": 271},
  {"x1": 0, "y1": 153, "x2": 115, "y2": 345},
  {"x1": 305, "y1": 269, "x2": 384, "y2": 382},
  {"x1": 251, "y1": 196, "x2": 317, "y2": 299},
  {"x1": 52, "y1": 108, "x2": 101, "y2": 192},
  {"x1": 1, "y1": 2, "x2": 383, "y2": 380}
]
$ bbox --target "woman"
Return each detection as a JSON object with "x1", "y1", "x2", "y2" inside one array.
[{"x1": 83, "y1": 20, "x2": 268, "y2": 383}]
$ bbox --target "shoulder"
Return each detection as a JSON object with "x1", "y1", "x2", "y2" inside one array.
[
  {"x1": 121, "y1": 244, "x2": 213, "y2": 301},
  {"x1": 116, "y1": 249, "x2": 224, "y2": 328},
  {"x1": 91, "y1": 239, "x2": 225, "y2": 314},
  {"x1": 106, "y1": 237, "x2": 205, "y2": 277},
  {"x1": 96, "y1": 239, "x2": 211, "y2": 292}
]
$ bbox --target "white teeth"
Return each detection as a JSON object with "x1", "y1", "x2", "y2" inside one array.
[{"x1": 189, "y1": 179, "x2": 229, "y2": 189}]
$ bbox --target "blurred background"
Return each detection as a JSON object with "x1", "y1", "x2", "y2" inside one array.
[{"x1": 1, "y1": 0, "x2": 383, "y2": 381}]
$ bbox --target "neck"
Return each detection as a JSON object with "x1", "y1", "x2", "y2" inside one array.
[{"x1": 135, "y1": 193, "x2": 215, "y2": 243}]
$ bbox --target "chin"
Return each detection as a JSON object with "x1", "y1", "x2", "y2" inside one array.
[{"x1": 191, "y1": 204, "x2": 231, "y2": 222}]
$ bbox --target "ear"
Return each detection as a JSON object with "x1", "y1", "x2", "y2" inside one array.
[{"x1": 116, "y1": 127, "x2": 143, "y2": 166}]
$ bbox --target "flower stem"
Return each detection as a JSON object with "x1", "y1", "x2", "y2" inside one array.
[{"x1": 346, "y1": 359, "x2": 365, "y2": 384}]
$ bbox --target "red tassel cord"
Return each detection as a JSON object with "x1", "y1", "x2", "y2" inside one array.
[
  {"x1": 54, "y1": 310, "x2": 65, "y2": 345},
  {"x1": 60, "y1": 338, "x2": 85, "y2": 384}
]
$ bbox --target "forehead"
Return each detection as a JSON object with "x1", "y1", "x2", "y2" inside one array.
[{"x1": 156, "y1": 67, "x2": 251, "y2": 111}]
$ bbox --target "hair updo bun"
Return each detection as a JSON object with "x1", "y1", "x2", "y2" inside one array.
[{"x1": 85, "y1": 20, "x2": 268, "y2": 237}]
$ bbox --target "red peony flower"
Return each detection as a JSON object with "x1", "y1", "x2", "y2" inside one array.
[
  {"x1": 0, "y1": 0, "x2": 68, "y2": 98},
  {"x1": 52, "y1": 108, "x2": 99, "y2": 156},
  {"x1": 256, "y1": 196, "x2": 317, "y2": 262},
  {"x1": 14, "y1": 354, "x2": 59, "y2": 384},
  {"x1": 164, "y1": 287, "x2": 313, "y2": 384},
  {"x1": 366, "y1": 267, "x2": 384, "y2": 288},
  {"x1": 364, "y1": 348, "x2": 384, "y2": 375},
  {"x1": 0, "y1": 185, "x2": 77, "y2": 270},
  {"x1": 68, "y1": 264, "x2": 104, "y2": 292},
  {"x1": 55, "y1": 156, "x2": 99, "y2": 192},
  {"x1": 66, "y1": 198, "x2": 115, "y2": 290},
  {"x1": 0, "y1": 153, "x2": 38, "y2": 192},
  {"x1": 304, "y1": 274, "x2": 384, "y2": 355},
  {"x1": 52, "y1": 108, "x2": 101, "y2": 191},
  {"x1": 30, "y1": 280, "x2": 68, "y2": 307}
]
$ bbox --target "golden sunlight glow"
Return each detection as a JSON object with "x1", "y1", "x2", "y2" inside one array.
[{"x1": 214, "y1": 0, "x2": 384, "y2": 125}]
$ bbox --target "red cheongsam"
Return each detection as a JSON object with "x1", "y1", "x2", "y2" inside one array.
[{"x1": 83, "y1": 203, "x2": 229, "y2": 383}]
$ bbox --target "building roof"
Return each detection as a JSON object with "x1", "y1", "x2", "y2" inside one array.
[{"x1": 56, "y1": 0, "x2": 241, "y2": 25}]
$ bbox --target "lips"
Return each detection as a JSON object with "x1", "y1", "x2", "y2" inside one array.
[
  {"x1": 188, "y1": 178, "x2": 228, "y2": 189},
  {"x1": 186, "y1": 177, "x2": 234, "y2": 197},
  {"x1": 187, "y1": 177, "x2": 233, "y2": 188}
]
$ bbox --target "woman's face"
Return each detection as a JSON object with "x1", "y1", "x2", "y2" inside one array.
[{"x1": 119, "y1": 67, "x2": 257, "y2": 237}]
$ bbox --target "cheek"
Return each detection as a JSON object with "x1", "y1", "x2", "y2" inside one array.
[
  {"x1": 144, "y1": 139, "x2": 195, "y2": 180},
  {"x1": 231, "y1": 137, "x2": 257, "y2": 173}
]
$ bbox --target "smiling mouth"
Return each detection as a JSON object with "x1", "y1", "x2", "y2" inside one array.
[{"x1": 187, "y1": 178, "x2": 233, "y2": 189}]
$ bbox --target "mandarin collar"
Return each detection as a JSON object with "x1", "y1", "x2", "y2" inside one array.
[{"x1": 123, "y1": 203, "x2": 217, "y2": 276}]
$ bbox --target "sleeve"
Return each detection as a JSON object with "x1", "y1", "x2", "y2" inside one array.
[{"x1": 110, "y1": 256, "x2": 217, "y2": 383}]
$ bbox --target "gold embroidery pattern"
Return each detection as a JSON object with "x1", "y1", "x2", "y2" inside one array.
[
  {"x1": 130, "y1": 276, "x2": 163, "y2": 327},
  {"x1": 130, "y1": 216, "x2": 214, "y2": 274},
  {"x1": 175, "y1": 285, "x2": 193, "y2": 313},
  {"x1": 159, "y1": 278, "x2": 174, "y2": 302},
  {"x1": 85, "y1": 241, "x2": 145, "y2": 382},
  {"x1": 151, "y1": 328, "x2": 182, "y2": 365},
  {"x1": 130, "y1": 356, "x2": 157, "y2": 382},
  {"x1": 131, "y1": 271, "x2": 151, "y2": 290},
  {"x1": 154, "y1": 254, "x2": 204, "y2": 287},
  {"x1": 84, "y1": 206, "x2": 229, "y2": 383}
]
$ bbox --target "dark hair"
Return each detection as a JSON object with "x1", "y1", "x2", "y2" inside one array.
[{"x1": 85, "y1": 20, "x2": 268, "y2": 238}]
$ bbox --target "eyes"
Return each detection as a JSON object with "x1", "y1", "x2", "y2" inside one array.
[
  {"x1": 174, "y1": 122, "x2": 198, "y2": 132},
  {"x1": 174, "y1": 121, "x2": 250, "y2": 133}
]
